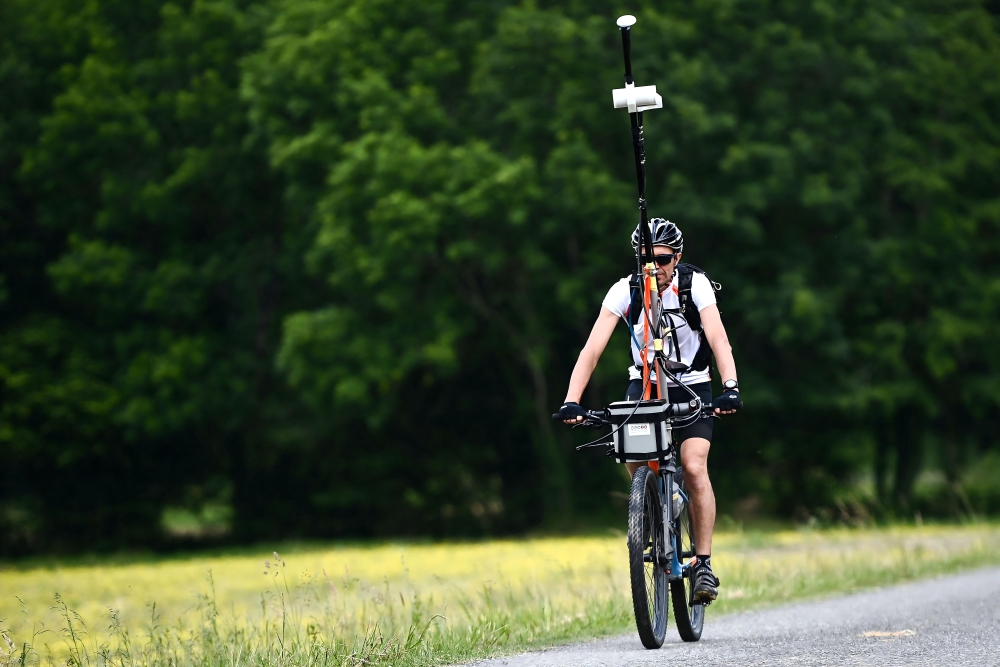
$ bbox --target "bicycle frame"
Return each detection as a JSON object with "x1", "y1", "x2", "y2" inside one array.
[
  {"x1": 664, "y1": 473, "x2": 691, "y2": 582},
  {"x1": 645, "y1": 441, "x2": 693, "y2": 583}
]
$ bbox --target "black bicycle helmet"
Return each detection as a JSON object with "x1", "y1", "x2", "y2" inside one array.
[{"x1": 631, "y1": 218, "x2": 684, "y2": 253}]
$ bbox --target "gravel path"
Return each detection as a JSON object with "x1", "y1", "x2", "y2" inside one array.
[{"x1": 472, "y1": 566, "x2": 1000, "y2": 667}]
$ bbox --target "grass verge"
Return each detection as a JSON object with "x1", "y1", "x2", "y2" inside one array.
[{"x1": 1, "y1": 524, "x2": 999, "y2": 667}]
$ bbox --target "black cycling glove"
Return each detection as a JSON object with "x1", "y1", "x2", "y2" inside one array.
[
  {"x1": 557, "y1": 401, "x2": 588, "y2": 421},
  {"x1": 712, "y1": 390, "x2": 742, "y2": 413}
]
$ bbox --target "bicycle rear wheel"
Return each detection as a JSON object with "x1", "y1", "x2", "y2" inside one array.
[
  {"x1": 670, "y1": 470, "x2": 705, "y2": 641},
  {"x1": 627, "y1": 465, "x2": 668, "y2": 649}
]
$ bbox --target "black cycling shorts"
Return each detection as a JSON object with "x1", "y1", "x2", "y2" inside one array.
[{"x1": 625, "y1": 379, "x2": 714, "y2": 444}]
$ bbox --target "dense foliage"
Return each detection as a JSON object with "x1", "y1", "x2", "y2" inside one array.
[{"x1": 2, "y1": 0, "x2": 999, "y2": 553}]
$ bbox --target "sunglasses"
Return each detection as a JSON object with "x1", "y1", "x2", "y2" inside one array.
[{"x1": 639, "y1": 253, "x2": 678, "y2": 267}]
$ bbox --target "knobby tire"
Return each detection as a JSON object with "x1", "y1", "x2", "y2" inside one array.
[
  {"x1": 670, "y1": 469, "x2": 705, "y2": 641},
  {"x1": 627, "y1": 465, "x2": 668, "y2": 649}
]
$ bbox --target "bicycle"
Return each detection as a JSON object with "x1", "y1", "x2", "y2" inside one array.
[
  {"x1": 559, "y1": 392, "x2": 710, "y2": 647},
  {"x1": 552, "y1": 12, "x2": 717, "y2": 649}
]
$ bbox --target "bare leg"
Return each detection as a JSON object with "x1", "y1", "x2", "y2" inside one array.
[{"x1": 679, "y1": 437, "x2": 714, "y2": 555}]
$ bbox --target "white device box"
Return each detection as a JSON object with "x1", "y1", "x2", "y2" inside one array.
[{"x1": 607, "y1": 399, "x2": 672, "y2": 464}]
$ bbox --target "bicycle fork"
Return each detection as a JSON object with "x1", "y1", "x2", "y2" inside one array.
[
  {"x1": 660, "y1": 472, "x2": 692, "y2": 582},
  {"x1": 657, "y1": 469, "x2": 675, "y2": 572}
]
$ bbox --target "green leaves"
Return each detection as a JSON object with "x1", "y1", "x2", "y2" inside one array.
[{"x1": 3, "y1": 0, "x2": 1000, "y2": 550}]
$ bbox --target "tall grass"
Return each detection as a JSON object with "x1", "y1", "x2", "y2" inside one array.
[
  {"x1": 3, "y1": 525, "x2": 999, "y2": 667},
  {"x1": 2, "y1": 562, "x2": 631, "y2": 667}
]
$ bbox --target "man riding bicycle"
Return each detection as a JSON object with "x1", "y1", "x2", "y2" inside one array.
[{"x1": 556, "y1": 218, "x2": 741, "y2": 602}]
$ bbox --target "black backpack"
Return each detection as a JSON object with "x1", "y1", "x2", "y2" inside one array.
[{"x1": 628, "y1": 263, "x2": 721, "y2": 372}]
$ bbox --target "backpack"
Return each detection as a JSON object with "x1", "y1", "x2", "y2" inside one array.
[{"x1": 628, "y1": 263, "x2": 721, "y2": 372}]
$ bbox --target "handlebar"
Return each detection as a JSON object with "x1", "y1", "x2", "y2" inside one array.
[
  {"x1": 551, "y1": 408, "x2": 608, "y2": 429},
  {"x1": 667, "y1": 399, "x2": 700, "y2": 417},
  {"x1": 550, "y1": 409, "x2": 606, "y2": 421},
  {"x1": 553, "y1": 400, "x2": 711, "y2": 424}
]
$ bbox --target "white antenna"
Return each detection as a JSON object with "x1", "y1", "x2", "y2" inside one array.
[
  {"x1": 611, "y1": 15, "x2": 663, "y2": 113},
  {"x1": 612, "y1": 85, "x2": 662, "y2": 113}
]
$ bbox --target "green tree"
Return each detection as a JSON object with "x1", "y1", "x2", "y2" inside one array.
[
  {"x1": 3, "y1": 0, "x2": 999, "y2": 553},
  {"x1": 2, "y1": 0, "x2": 312, "y2": 549},
  {"x1": 254, "y1": 0, "x2": 1000, "y2": 525}
]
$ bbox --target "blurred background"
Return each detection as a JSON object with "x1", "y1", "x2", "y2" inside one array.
[{"x1": 2, "y1": 0, "x2": 999, "y2": 557}]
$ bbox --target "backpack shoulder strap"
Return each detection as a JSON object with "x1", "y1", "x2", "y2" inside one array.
[
  {"x1": 676, "y1": 263, "x2": 699, "y2": 331},
  {"x1": 628, "y1": 272, "x2": 643, "y2": 326},
  {"x1": 676, "y1": 262, "x2": 721, "y2": 331},
  {"x1": 677, "y1": 262, "x2": 721, "y2": 372}
]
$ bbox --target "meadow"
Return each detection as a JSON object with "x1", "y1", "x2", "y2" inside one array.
[{"x1": 2, "y1": 524, "x2": 999, "y2": 667}]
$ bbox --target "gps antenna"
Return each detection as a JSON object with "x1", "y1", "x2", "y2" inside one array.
[
  {"x1": 612, "y1": 14, "x2": 662, "y2": 265},
  {"x1": 613, "y1": 15, "x2": 667, "y2": 400}
]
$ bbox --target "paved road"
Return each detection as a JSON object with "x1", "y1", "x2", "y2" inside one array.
[{"x1": 472, "y1": 566, "x2": 1000, "y2": 667}]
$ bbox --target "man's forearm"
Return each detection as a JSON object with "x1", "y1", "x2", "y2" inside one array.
[
  {"x1": 562, "y1": 307, "x2": 619, "y2": 407},
  {"x1": 710, "y1": 337, "x2": 737, "y2": 384},
  {"x1": 564, "y1": 348, "x2": 599, "y2": 403}
]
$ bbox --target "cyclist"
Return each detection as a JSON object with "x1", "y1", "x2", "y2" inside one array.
[{"x1": 556, "y1": 218, "x2": 741, "y2": 602}]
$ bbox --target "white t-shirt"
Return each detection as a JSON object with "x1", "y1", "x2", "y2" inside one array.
[{"x1": 602, "y1": 271, "x2": 717, "y2": 386}]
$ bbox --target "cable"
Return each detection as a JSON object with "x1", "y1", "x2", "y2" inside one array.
[
  {"x1": 656, "y1": 360, "x2": 705, "y2": 429},
  {"x1": 575, "y1": 370, "x2": 652, "y2": 449},
  {"x1": 579, "y1": 285, "x2": 704, "y2": 449},
  {"x1": 624, "y1": 285, "x2": 662, "y2": 387}
]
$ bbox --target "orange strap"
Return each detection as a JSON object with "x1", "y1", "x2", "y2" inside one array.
[
  {"x1": 641, "y1": 268, "x2": 661, "y2": 400},
  {"x1": 642, "y1": 270, "x2": 651, "y2": 399}
]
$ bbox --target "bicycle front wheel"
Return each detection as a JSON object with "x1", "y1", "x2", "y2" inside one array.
[
  {"x1": 670, "y1": 470, "x2": 705, "y2": 641},
  {"x1": 627, "y1": 465, "x2": 668, "y2": 649}
]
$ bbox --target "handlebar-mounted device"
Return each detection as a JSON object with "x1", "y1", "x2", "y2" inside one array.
[{"x1": 606, "y1": 398, "x2": 700, "y2": 464}]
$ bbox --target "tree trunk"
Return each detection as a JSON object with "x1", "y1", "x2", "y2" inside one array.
[
  {"x1": 891, "y1": 405, "x2": 922, "y2": 513},
  {"x1": 874, "y1": 411, "x2": 890, "y2": 509},
  {"x1": 525, "y1": 348, "x2": 573, "y2": 526}
]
